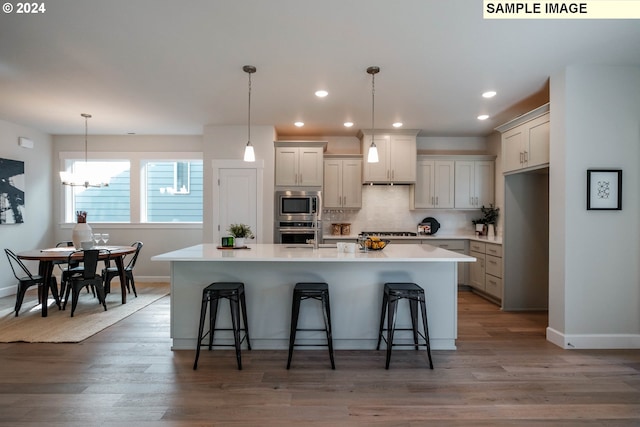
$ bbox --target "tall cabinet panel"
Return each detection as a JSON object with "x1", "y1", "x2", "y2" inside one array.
[
  {"x1": 274, "y1": 142, "x2": 326, "y2": 187},
  {"x1": 359, "y1": 130, "x2": 418, "y2": 184},
  {"x1": 323, "y1": 157, "x2": 362, "y2": 209},
  {"x1": 454, "y1": 160, "x2": 494, "y2": 209},
  {"x1": 498, "y1": 104, "x2": 550, "y2": 174}
]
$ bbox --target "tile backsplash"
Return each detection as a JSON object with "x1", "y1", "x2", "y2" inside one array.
[{"x1": 323, "y1": 185, "x2": 487, "y2": 235}]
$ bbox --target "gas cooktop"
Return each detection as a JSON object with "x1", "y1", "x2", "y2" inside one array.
[{"x1": 359, "y1": 231, "x2": 417, "y2": 237}]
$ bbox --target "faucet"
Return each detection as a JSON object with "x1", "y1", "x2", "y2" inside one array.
[{"x1": 312, "y1": 212, "x2": 319, "y2": 249}]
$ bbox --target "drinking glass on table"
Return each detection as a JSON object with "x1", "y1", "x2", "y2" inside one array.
[
  {"x1": 93, "y1": 233, "x2": 102, "y2": 246},
  {"x1": 101, "y1": 233, "x2": 109, "y2": 245}
]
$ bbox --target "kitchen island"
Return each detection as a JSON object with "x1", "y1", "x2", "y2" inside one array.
[{"x1": 151, "y1": 243, "x2": 475, "y2": 351}]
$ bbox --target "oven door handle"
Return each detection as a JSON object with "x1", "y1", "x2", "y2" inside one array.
[{"x1": 278, "y1": 228, "x2": 317, "y2": 233}]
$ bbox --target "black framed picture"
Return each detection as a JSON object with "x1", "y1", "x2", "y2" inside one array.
[
  {"x1": 587, "y1": 169, "x2": 622, "y2": 210},
  {"x1": 0, "y1": 157, "x2": 25, "y2": 224}
]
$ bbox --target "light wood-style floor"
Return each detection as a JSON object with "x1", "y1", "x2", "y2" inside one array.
[{"x1": 0, "y1": 289, "x2": 639, "y2": 426}]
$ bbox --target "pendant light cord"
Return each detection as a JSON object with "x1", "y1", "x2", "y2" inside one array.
[
  {"x1": 371, "y1": 71, "x2": 375, "y2": 139},
  {"x1": 247, "y1": 71, "x2": 252, "y2": 144}
]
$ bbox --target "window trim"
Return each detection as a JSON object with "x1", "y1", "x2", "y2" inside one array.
[{"x1": 59, "y1": 151, "x2": 204, "y2": 225}]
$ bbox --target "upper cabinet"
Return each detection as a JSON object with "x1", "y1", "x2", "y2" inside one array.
[
  {"x1": 324, "y1": 157, "x2": 362, "y2": 209},
  {"x1": 454, "y1": 160, "x2": 495, "y2": 209},
  {"x1": 497, "y1": 104, "x2": 550, "y2": 174},
  {"x1": 411, "y1": 158, "x2": 455, "y2": 209},
  {"x1": 358, "y1": 130, "x2": 418, "y2": 184},
  {"x1": 274, "y1": 141, "x2": 326, "y2": 187}
]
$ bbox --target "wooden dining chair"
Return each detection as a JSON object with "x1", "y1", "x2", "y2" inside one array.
[
  {"x1": 102, "y1": 241, "x2": 143, "y2": 297},
  {"x1": 4, "y1": 248, "x2": 58, "y2": 316},
  {"x1": 62, "y1": 249, "x2": 109, "y2": 317}
]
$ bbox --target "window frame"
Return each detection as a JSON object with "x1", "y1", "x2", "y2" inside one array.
[{"x1": 59, "y1": 151, "x2": 204, "y2": 226}]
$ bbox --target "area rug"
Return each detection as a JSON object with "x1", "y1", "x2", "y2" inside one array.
[{"x1": 0, "y1": 282, "x2": 169, "y2": 343}]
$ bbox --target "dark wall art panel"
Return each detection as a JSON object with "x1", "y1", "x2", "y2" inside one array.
[{"x1": 0, "y1": 158, "x2": 25, "y2": 224}]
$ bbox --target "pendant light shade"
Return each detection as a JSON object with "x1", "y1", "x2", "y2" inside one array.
[
  {"x1": 243, "y1": 65, "x2": 257, "y2": 162},
  {"x1": 367, "y1": 66, "x2": 380, "y2": 163},
  {"x1": 59, "y1": 113, "x2": 109, "y2": 188}
]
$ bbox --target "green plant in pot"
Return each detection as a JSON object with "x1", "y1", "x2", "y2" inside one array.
[
  {"x1": 227, "y1": 223, "x2": 254, "y2": 247},
  {"x1": 472, "y1": 205, "x2": 500, "y2": 236}
]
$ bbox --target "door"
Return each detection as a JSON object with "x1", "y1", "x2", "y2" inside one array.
[
  {"x1": 434, "y1": 160, "x2": 455, "y2": 208},
  {"x1": 218, "y1": 168, "x2": 258, "y2": 243}
]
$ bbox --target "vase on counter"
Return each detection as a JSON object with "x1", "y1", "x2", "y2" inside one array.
[
  {"x1": 487, "y1": 224, "x2": 495, "y2": 237},
  {"x1": 234, "y1": 237, "x2": 245, "y2": 248},
  {"x1": 72, "y1": 211, "x2": 93, "y2": 249}
]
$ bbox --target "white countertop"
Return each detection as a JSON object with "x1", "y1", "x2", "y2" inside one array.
[
  {"x1": 324, "y1": 232, "x2": 502, "y2": 245},
  {"x1": 151, "y1": 243, "x2": 476, "y2": 263}
]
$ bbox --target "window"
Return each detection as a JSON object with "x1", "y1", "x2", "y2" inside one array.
[
  {"x1": 63, "y1": 160, "x2": 131, "y2": 223},
  {"x1": 142, "y1": 160, "x2": 203, "y2": 222}
]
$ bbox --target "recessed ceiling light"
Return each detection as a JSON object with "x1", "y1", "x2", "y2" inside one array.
[
  {"x1": 477, "y1": 115, "x2": 490, "y2": 121},
  {"x1": 294, "y1": 121, "x2": 304, "y2": 127},
  {"x1": 482, "y1": 91, "x2": 497, "y2": 98},
  {"x1": 315, "y1": 90, "x2": 328, "y2": 98},
  {"x1": 392, "y1": 122, "x2": 403, "y2": 128},
  {"x1": 344, "y1": 122, "x2": 354, "y2": 128}
]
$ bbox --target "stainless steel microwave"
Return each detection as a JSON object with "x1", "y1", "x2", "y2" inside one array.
[{"x1": 275, "y1": 190, "x2": 321, "y2": 221}]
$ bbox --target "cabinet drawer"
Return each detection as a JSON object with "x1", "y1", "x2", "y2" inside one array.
[
  {"x1": 486, "y1": 243, "x2": 502, "y2": 257},
  {"x1": 425, "y1": 239, "x2": 465, "y2": 251},
  {"x1": 469, "y1": 241, "x2": 486, "y2": 253},
  {"x1": 485, "y1": 255, "x2": 502, "y2": 277},
  {"x1": 485, "y1": 275, "x2": 503, "y2": 299}
]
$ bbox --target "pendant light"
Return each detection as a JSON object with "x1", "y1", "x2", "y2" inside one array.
[
  {"x1": 59, "y1": 113, "x2": 109, "y2": 188},
  {"x1": 243, "y1": 65, "x2": 257, "y2": 162},
  {"x1": 366, "y1": 66, "x2": 380, "y2": 163}
]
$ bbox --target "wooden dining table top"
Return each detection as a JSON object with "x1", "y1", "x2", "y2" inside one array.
[{"x1": 17, "y1": 245, "x2": 136, "y2": 261}]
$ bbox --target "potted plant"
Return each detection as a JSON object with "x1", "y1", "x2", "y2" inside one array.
[
  {"x1": 472, "y1": 217, "x2": 486, "y2": 235},
  {"x1": 227, "y1": 223, "x2": 254, "y2": 247},
  {"x1": 481, "y1": 204, "x2": 500, "y2": 236}
]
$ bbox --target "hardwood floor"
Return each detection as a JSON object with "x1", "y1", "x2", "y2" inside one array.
[{"x1": 0, "y1": 289, "x2": 639, "y2": 426}]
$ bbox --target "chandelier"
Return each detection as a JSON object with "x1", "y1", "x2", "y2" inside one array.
[{"x1": 59, "y1": 113, "x2": 109, "y2": 188}]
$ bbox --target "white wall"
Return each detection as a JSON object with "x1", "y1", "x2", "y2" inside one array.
[
  {"x1": 0, "y1": 120, "x2": 54, "y2": 296},
  {"x1": 548, "y1": 65, "x2": 640, "y2": 349},
  {"x1": 203, "y1": 125, "x2": 277, "y2": 243}
]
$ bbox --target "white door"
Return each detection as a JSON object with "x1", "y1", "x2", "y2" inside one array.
[{"x1": 218, "y1": 168, "x2": 258, "y2": 243}]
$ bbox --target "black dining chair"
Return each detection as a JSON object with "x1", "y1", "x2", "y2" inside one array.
[
  {"x1": 55, "y1": 241, "x2": 89, "y2": 300},
  {"x1": 102, "y1": 241, "x2": 143, "y2": 297},
  {"x1": 62, "y1": 249, "x2": 109, "y2": 317},
  {"x1": 4, "y1": 248, "x2": 58, "y2": 316}
]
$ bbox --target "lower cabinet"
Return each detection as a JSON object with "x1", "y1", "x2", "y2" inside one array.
[
  {"x1": 421, "y1": 239, "x2": 467, "y2": 285},
  {"x1": 468, "y1": 241, "x2": 503, "y2": 302}
]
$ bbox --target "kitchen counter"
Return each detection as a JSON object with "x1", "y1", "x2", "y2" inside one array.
[
  {"x1": 324, "y1": 232, "x2": 503, "y2": 245},
  {"x1": 152, "y1": 243, "x2": 474, "y2": 351}
]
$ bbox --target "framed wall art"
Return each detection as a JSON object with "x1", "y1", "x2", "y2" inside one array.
[
  {"x1": 0, "y1": 157, "x2": 25, "y2": 224},
  {"x1": 587, "y1": 169, "x2": 622, "y2": 211}
]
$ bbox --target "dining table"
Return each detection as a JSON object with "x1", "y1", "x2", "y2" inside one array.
[{"x1": 17, "y1": 245, "x2": 137, "y2": 317}]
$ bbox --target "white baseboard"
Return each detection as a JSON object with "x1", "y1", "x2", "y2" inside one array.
[{"x1": 547, "y1": 327, "x2": 640, "y2": 349}]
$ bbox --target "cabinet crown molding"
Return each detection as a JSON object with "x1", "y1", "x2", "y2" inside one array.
[
  {"x1": 356, "y1": 129, "x2": 420, "y2": 139},
  {"x1": 418, "y1": 154, "x2": 496, "y2": 161},
  {"x1": 495, "y1": 103, "x2": 549, "y2": 133},
  {"x1": 274, "y1": 141, "x2": 327, "y2": 150}
]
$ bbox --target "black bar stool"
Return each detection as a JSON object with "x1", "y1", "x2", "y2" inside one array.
[
  {"x1": 376, "y1": 282, "x2": 433, "y2": 370},
  {"x1": 287, "y1": 282, "x2": 335, "y2": 369},
  {"x1": 193, "y1": 282, "x2": 251, "y2": 370}
]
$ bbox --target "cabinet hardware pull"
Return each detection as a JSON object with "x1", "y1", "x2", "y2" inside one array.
[
  {"x1": 489, "y1": 260, "x2": 497, "y2": 264},
  {"x1": 524, "y1": 151, "x2": 529, "y2": 162},
  {"x1": 436, "y1": 196, "x2": 439, "y2": 205},
  {"x1": 431, "y1": 196, "x2": 434, "y2": 205}
]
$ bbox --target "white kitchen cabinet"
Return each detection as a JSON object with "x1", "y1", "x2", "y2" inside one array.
[
  {"x1": 454, "y1": 160, "x2": 494, "y2": 209},
  {"x1": 412, "y1": 159, "x2": 455, "y2": 209},
  {"x1": 324, "y1": 157, "x2": 362, "y2": 209},
  {"x1": 275, "y1": 142, "x2": 325, "y2": 186},
  {"x1": 469, "y1": 249, "x2": 485, "y2": 291},
  {"x1": 468, "y1": 241, "x2": 503, "y2": 302},
  {"x1": 421, "y1": 239, "x2": 467, "y2": 285},
  {"x1": 498, "y1": 104, "x2": 550, "y2": 174},
  {"x1": 359, "y1": 130, "x2": 418, "y2": 184}
]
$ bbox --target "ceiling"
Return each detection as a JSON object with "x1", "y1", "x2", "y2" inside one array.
[{"x1": 1, "y1": 0, "x2": 639, "y2": 138}]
